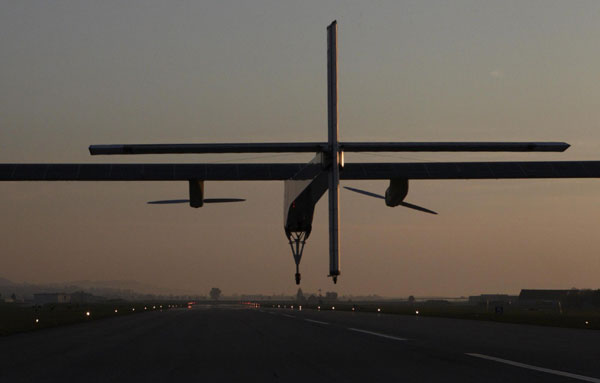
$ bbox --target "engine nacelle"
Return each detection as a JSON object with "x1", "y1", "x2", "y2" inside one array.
[
  {"x1": 189, "y1": 180, "x2": 204, "y2": 208},
  {"x1": 384, "y1": 178, "x2": 408, "y2": 207}
]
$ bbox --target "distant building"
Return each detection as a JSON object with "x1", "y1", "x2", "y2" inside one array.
[
  {"x1": 561, "y1": 289, "x2": 600, "y2": 309},
  {"x1": 34, "y1": 293, "x2": 71, "y2": 305},
  {"x1": 424, "y1": 300, "x2": 450, "y2": 305},
  {"x1": 468, "y1": 294, "x2": 517, "y2": 305},
  {"x1": 240, "y1": 294, "x2": 270, "y2": 301},
  {"x1": 518, "y1": 289, "x2": 569, "y2": 306},
  {"x1": 324, "y1": 292, "x2": 338, "y2": 301},
  {"x1": 70, "y1": 291, "x2": 106, "y2": 304}
]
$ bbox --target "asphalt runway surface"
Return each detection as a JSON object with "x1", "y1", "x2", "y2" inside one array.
[{"x1": 1, "y1": 304, "x2": 599, "y2": 382}]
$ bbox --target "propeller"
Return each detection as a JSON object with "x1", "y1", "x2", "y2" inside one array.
[
  {"x1": 343, "y1": 186, "x2": 385, "y2": 200},
  {"x1": 343, "y1": 186, "x2": 437, "y2": 215},
  {"x1": 397, "y1": 201, "x2": 437, "y2": 215},
  {"x1": 147, "y1": 199, "x2": 189, "y2": 204},
  {"x1": 204, "y1": 198, "x2": 245, "y2": 203},
  {"x1": 147, "y1": 198, "x2": 245, "y2": 204}
]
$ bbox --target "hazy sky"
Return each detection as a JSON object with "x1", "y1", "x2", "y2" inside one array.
[{"x1": 1, "y1": 1, "x2": 600, "y2": 297}]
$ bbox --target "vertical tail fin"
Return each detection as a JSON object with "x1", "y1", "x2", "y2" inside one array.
[{"x1": 327, "y1": 21, "x2": 340, "y2": 283}]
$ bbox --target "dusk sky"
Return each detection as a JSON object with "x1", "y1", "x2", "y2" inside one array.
[{"x1": 1, "y1": 1, "x2": 600, "y2": 297}]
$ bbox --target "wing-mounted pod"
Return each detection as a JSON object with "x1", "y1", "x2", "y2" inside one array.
[
  {"x1": 384, "y1": 178, "x2": 409, "y2": 207},
  {"x1": 385, "y1": 178, "x2": 437, "y2": 213},
  {"x1": 344, "y1": 178, "x2": 437, "y2": 215},
  {"x1": 189, "y1": 180, "x2": 205, "y2": 208}
]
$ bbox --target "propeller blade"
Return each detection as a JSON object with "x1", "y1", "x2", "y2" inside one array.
[
  {"x1": 147, "y1": 199, "x2": 189, "y2": 204},
  {"x1": 399, "y1": 202, "x2": 438, "y2": 215},
  {"x1": 148, "y1": 198, "x2": 245, "y2": 204},
  {"x1": 203, "y1": 198, "x2": 245, "y2": 203},
  {"x1": 343, "y1": 186, "x2": 385, "y2": 199}
]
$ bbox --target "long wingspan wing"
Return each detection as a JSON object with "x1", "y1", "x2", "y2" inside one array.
[
  {"x1": 0, "y1": 163, "x2": 307, "y2": 181},
  {"x1": 2, "y1": 161, "x2": 600, "y2": 181},
  {"x1": 89, "y1": 142, "x2": 569, "y2": 155},
  {"x1": 341, "y1": 161, "x2": 600, "y2": 180}
]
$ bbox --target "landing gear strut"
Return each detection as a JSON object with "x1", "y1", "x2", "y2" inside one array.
[{"x1": 286, "y1": 231, "x2": 307, "y2": 285}]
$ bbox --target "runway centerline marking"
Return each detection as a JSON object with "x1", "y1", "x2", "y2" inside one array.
[
  {"x1": 304, "y1": 319, "x2": 329, "y2": 325},
  {"x1": 466, "y1": 353, "x2": 600, "y2": 383},
  {"x1": 347, "y1": 328, "x2": 406, "y2": 341},
  {"x1": 281, "y1": 314, "x2": 295, "y2": 318}
]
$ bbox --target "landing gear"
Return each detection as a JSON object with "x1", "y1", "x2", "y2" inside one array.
[
  {"x1": 329, "y1": 272, "x2": 339, "y2": 284},
  {"x1": 286, "y1": 231, "x2": 307, "y2": 285}
]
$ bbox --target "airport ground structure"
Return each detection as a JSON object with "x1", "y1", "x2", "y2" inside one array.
[
  {"x1": 254, "y1": 288, "x2": 600, "y2": 331},
  {"x1": 2, "y1": 288, "x2": 599, "y2": 336}
]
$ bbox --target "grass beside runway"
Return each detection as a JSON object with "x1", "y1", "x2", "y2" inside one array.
[
  {"x1": 0, "y1": 301, "x2": 186, "y2": 336},
  {"x1": 264, "y1": 301, "x2": 600, "y2": 330}
]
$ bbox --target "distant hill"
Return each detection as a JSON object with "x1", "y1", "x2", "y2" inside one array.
[
  {"x1": 0, "y1": 277, "x2": 15, "y2": 287},
  {"x1": 0, "y1": 277, "x2": 181, "y2": 301}
]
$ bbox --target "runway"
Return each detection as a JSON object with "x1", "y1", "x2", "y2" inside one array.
[{"x1": 1, "y1": 304, "x2": 599, "y2": 382}]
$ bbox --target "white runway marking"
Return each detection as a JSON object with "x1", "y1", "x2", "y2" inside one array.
[
  {"x1": 281, "y1": 314, "x2": 295, "y2": 318},
  {"x1": 466, "y1": 353, "x2": 600, "y2": 383},
  {"x1": 347, "y1": 328, "x2": 406, "y2": 341},
  {"x1": 304, "y1": 319, "x2": 329, "y2": 325}
]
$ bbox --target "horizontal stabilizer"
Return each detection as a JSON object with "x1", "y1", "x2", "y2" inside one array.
[
  {"x1": 90, "y1": 143, "x2": 326, "y2": 155},
  {"x1": 89, "y1": 142, "x2": 569, "y2": 155},
  {"x1": 339, "y1": 142, "x2": 570, "y2": 152}
]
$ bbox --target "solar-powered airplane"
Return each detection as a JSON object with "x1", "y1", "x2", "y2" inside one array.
[{"x1": 3, "y1": 21, "x2": 600, "y2": 285}]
